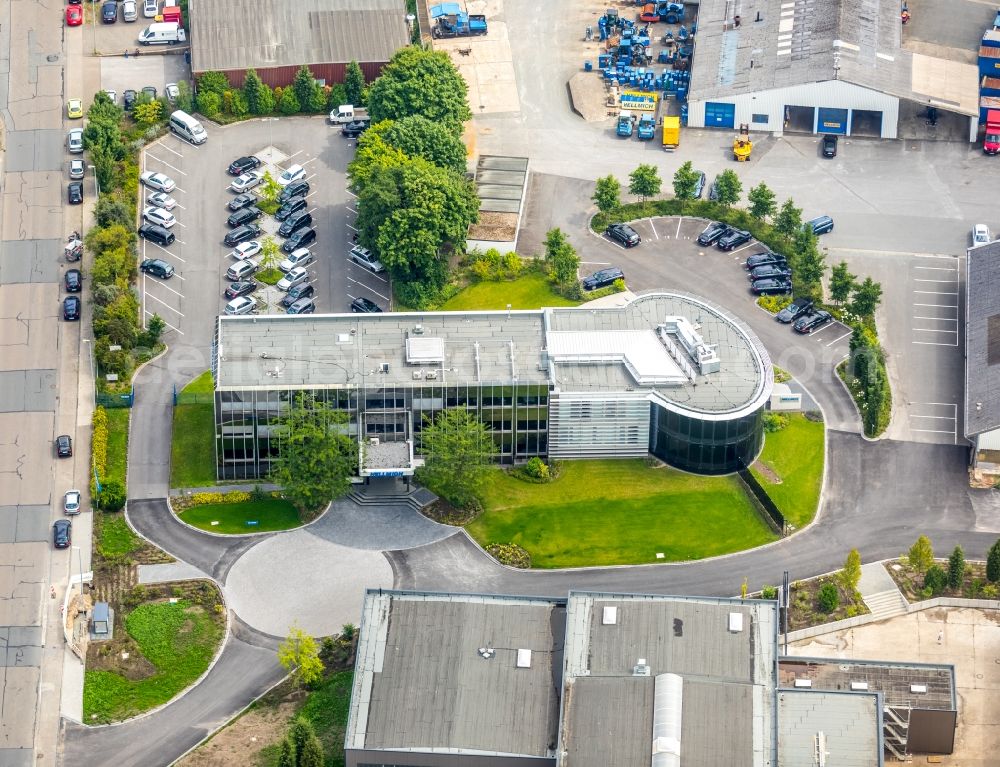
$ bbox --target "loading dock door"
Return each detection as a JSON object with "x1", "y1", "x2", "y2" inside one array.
[
  {"x1": 817, "y1": 107, "x2": 848, "y2": 134},
  {"x1": 704, "y1": 102, "x2": 736, "y2": 128},
  {"x1": 850, "y1": 109, "x2": 883, "y2": 137}
]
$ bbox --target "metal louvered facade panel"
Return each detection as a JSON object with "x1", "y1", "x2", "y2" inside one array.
[{"x1": 547, "y1": 394, "x2": 650, "y2": 458}]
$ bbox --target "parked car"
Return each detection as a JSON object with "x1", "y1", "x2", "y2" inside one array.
[
  {"x1": 228, "y1": 156, "x2": 261, "y2": 176},
  {"x1": 224, "y1": 224, "x2": 262, "y2": 247},
  {"x1": 276, "y1": 266, "x2": 309, "y2": 291},
  {"x1": 697, "y1": 222, "x2": 728, "y2": 246},
  {"x1": 141, "y1": 86, "x2": 157, "y2": 100},
  {"x1": 143, "y1": 0, "x2": 158, "y2": 17},
  {"x1": 139, "y1": 258, "x2": 175, "y2": 278},
  {"x1": 749, "y1": 263, "x2": 792, "y2": 281},
  {"x1": 750, "y1": 278, "x2": 792, "y2": 296},
  {"x1": 56, "y1": 434, "x2": 73, "y2": 457},
  {"x1": 65, "y1": 5, "x2": 83, "y2": 25},
  {"x1": 64, "y1": 269, "x2": 82, "y2": 293},
  {"x1": 101, "y1": 1, "x2": 117, "y2": 22},
  {"x1": 226, "y1": 259, "x2": 258, "y2": 281},
  {"x1": 227, "y1": 206, "x2": 262, "y2": 228},
  {"x1": 274, "y1": 196, "x2": 307, "y2": 222},
  {"x1": 793, "y1": 309, "x2": 834, "y2": 334},
  {"x1": 281, "y1": 228, "x2": 316, "y2": 253},
  {"x1": 286, "y1": 297, "x2": 316, "y2": 315},
  {"x1": 277, "y1": 164, "x2": 306, "y2": 186},
  {"x1": 973, "y1": 224, "x2": 991, "y2": 246},
  {"x1": 229, "y1": 171, "x2": 263, "y2": 194},
  {"x1": 224, "y1": 281, "x2": 257, "y2": 299},
  {"x1": 279, "y1": 247, "x2": 313, "y2": 272},
  {"x1": 277, "y1": 211, "x2": 312, "y2": 238},
  {"x1": 140, "y1": 171, "x2": 176, "y2": 192},
  {"x1": 278, "y1": 180, "x2": 310, "y2": 204},
  {"x1": 146, "y1": 191, "x2": 176, "y2": 210},
  {"x1": 280, "y1": 283, "x2": 315, "y2": 307},
  {"x1": 69, "y1": 159, "x2": 85, "y2": 179},
  {"x1": 63, "y1": 490, "x2": 82, "y2": 515},
  {"x1": 66, "y1": 99, "x2": 83, "y2": 119},
  {"x1": 693, "y1": 170, "x2": 707, "y2": 198},
  {"x1": 121, "y1": 0, "x2": 137, "y2": 21},
  {"x1": 776, "y1": 297, "x2": 815, "y2": 324},
  {"x1": 228, "y1": 192, "x2": 258, "y2": 212},
  {"x1": 103, "y1": 88, "x2": 117, "y2": 103},
  {"x1": 342, "y1": 121, "x2": 369, "y2": 138},
  {"x1": 164, "y1": 83, "x2": 179, "y2": 103},
  {"x1": 582, "y1": 266, "x2": 624, "y2": 291},
  {"x1": 143, "y1": 206, "x2": 175, "y2": 228},
  {"x1": 605, "y1": 223, "x2": 641, "y2": 247},
  {"x1": 717, "y1": 228, "x2": 752, "y2": 251},
  {"x1": 804, "y1": 215, "x2": 834, "y2": 235},
  {"x1": 67, "y1": 182, "x2": 83, "y2": 205},
  {"x1": 224, "y1": 296, "x2": 256, "y2": 315},
  {"x1": 67, "y1": 128, "x2": 84, "y2": 153},
  {"x1": 62, "y1": 295, "x2": 81, "y2": 320},
  {"x1": 351, "y1": 296, "x2": 382, "y2": 313},
  {"x1": 137, "y1": 223, "x2": 175, "y2": 246},
  {"x1": 350, "y1": 245, "x2": 385, "y2": 273},
  {"x1": 123, "y1": 89, "x2": 137, "y2": 112},
  {"x1": 229, "y1": 241, "x2": 262, "y2": 261},
  {"x1": 745, "y1": 250, "x2": 787, "y2": 270},
  {"x1": 53, "y1": 519, "x2": 72, "y2": 549},
  {"x1": 822, "y1": 134, "x2": 838, "y2": 158},
  {"x1": 707, "y1": 179, "x2": 720, "y2": 201}
]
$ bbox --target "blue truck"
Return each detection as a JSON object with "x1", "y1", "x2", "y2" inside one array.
[
  {"x1": 637, "y1": 114, "x2": 656, "y2": 140},
  {"x1": 431, "y1": 2, "x2": 487, "y2": 37},
  {"x1": 616, "y1": 111, "x2": 636, "y2": 137}
]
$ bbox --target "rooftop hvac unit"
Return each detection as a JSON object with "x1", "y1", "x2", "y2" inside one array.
[
  {"x1": 633, "y1": 658, "x2": 651, "y2": 677},
  {"x1": 413, "y1": 324, "x2": 424, "y2": 335},
  {"x1": 412, "y1": 370, "x2": 423, "y2": 380},
  {"x1": 369, "y1": 438, "x2": 380, "y2": 446},
  {"x1": 378, "y1": 363, "x2": 390, "y2": 373},
  {"x1": 425, "y1": 370, "x2": 438, "y2": 380}
]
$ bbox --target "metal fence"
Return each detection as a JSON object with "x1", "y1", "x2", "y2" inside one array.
[
  {"x1": 737, "y1": 464, "x2": 787, "y2": 536},
  {"x1": 97, "y1": 387, "x2": 134, "y2": 409},
  {"x1": 174, "y1": 387, "x2": 213, "y2": 406}
]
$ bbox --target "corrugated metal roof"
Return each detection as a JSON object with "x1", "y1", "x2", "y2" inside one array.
[
  {"x1": 965, "y1": 240, "x2": 1000, "y2": 437},
  {"x1": 778, "y1": 690, "x2": 881, "y2": 767},
  {"x1": 189, "y1": 0, "x2": 409, "y2": 73}
]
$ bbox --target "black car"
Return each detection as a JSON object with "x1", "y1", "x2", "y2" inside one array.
[
  {"x1": 605, "y1": 223, "x2": 641, "y2": 248},
  {"x1": 776, "y1": 297, "x2": 814, "y2": 324},
  {"x1": 225, "y1": 224, "x2": 263, "y2": 247},
  {"x1": 582, "y1": 266, "x2": 625, "y2": 291},
  {"x1": 749, "y1": 263, "x2": 792, "y2": 281},
  {"x1": 822, "y1": 134, "x2": 838, "y2": 158},
  {"x1": 141, "y1": 86, "x2": 157, "y2": 100},
  {"x1": 745, "y1": 250, "x2": 787, "y2": 270},
  {"x1": 693, "y1": 170, "x2": 707, "y2": 198},
  {"x1": 227, "y1": 156, "x2": 261, "y2": 176},
  {"x1": 140, "y1": 258, "x2": 175, "y2": 279},
  {"x1": 351, "y1": 296, "x2": 382, "y2": 313},
  {"x1": 67, "y1": 182, "x2": 83, "y2": 205},
  {"x1": 280, "y1": 283, "x2": 315, "y2": 307},
  {"x1": 342, "y1": 121, "x2": 370, "y2": 138},
  {"x1": 794, "y1": 309, "x2": 834, "y2": 334},
  {"x1": 750, "y1": 278, "x2": 792, "y2": 296},
  {"x1": 123, "y1": 89, "x2": 137, "y2": 112},
  {"x1": 228, "y1": 192, "x2": 258, "y2": 212},
  {"x1": 227, "y1": 206, "x2": 262, "y2": 228},
  {"x1": 274, "y1": 196, "x2": 307, "y2": 222},
  {"x1": 281, "y1": 227, "x2": 316, "y2": 253},
  {"x1": 138, "y1": 223, "x2": 175, "y2": 246},
  {"x1": 63, "y1": 295, "x2": 81, "y2": 321},
  {"x1": 278, "y1": 211, "x2": 312, "y2": 238},
  {"x1": 53, "y1": 519, "x2": 72, "y2": 549},
  {"x1": 717, "y1": 228, "x2": 752, "y2": 251},
  {"x1": 697, "y1": 222, "x2": 728, "y2": 246},
  {"x1": 64, "y1": 269, "x2": 82, "y2": 293},
  {"x1": 101, "y1": 0, "x2": 116, "y2": 22},
  {"x1": 56, "y1": 434, "x2": 73, "y2": 457},
  {"x1": 278, "y1": 180, "x2": 310, "y2": 204},
  {"x1": 224, "y1": 281, "x2": 257, "y2": 299}
]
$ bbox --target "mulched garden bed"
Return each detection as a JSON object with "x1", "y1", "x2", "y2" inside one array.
[{"x1": 886, "y1": 559, "x2": 995, "y2": 602}]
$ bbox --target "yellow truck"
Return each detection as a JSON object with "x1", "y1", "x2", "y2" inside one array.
[
  {"x1": 733, "y1": 123, "x2": 752, "y2": 161},
  {"x1": 662, "y1": 115, "x2": 680, "y2": 151}
]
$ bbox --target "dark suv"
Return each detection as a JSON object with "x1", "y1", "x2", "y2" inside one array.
[
  {"x1": 794, "y1": 310, "x2": 834, "y2": 334},
  {"x1": 275, "y1": 196, "x2": 307, "y2": 222},
  {"x1": 63, "y1": 296, "x2": 81, "y2": 321},
  {"x1": 278, "y1": 211, "x2": 312, "y2": 238},
  {"x1": 822, "y1": 134, "x2": 838, "y2": 158},
  {"x1": 582, "y1": 266, "x2": 624, "y2": 290},
  {"x1": 228, "y1": 192, "x2": 258, "y2": 211},
  {"x1": 745, "y1": 250, "x2": 787, "y2": 270},
  {"x1": 64, "y1": 269, "x2": 82, "y2": 292},
  {"x1": 278, "y1": 180, "x2": 310, "y2": 204},
  {"x1": 281, "y1": 228, "x2": 316, "y2": 252},
  {"x1": 749, "y1": 263, "x2": 792, "y2": 281},
  {"x1": 138, "y1": 223, "x2": 175, "y2": 247},
  {"x1": 53, "y1": 519, "x2": 71, "y2": 548},
  {"x1": 225, "y1": 224, "x2": 263, "y2": 247},
  {"x1": 56, "y1": 434, "x2": 73, "y2": 457},
  {"x1": 776, "y1": 297, "x2": 814, "y2": 324},
  {"x1": 342, "y1": 120, "x2": 370, "y2": 137},
  {"x1": 605, "y1": 223, "x2": 640, "y2": 248},
  {"x1": 140, "y1": 258, "x2": 175, "y2": 279},
  {"x1": 717, "y1": 228, "x2": 752, "y2": 250},
  {"x1": 67, "y1": 182, "x2": 83, "y2": 205},
  {"x1": 697, "y1": 222, "x2": 728, "y2": 246},
  {"x1": 228, "y1": 156, "x2": 261, "y2": 176},
  {"x1": 227, "y1": 206, "x2": 262, "y2": 228},
  {"x1": 280, "y1": 283, "x2": 315, "y2": 308}
]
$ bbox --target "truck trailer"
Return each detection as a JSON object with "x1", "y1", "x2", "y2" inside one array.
[{"x1": 985, "y1": 109, "x2": 1000, "y2": 154}]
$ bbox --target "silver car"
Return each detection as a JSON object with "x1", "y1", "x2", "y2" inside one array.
[
  {"x1": 140, "y1": 171, "x2": 176, "y2": 193},
  {"x1": 278, "y1": 247, "x2": 313, "y2": 273},
  {"x1": 63, "y1": 489, "x2": 82, "y2": 515},
  {"x1": 143, "y1": 0, "x2": 158, "y2": 17},
  {"x1": 276, "y1": 266, "x2": 308, "y2": 291},
  {"x1": 146, "y1": 191, "x2": 177, "y2": 210},
  {"x1": 229, "y1": 171, "x2": 263, "y2": 194},
  {"x1": 143, "y1": 206, "x2": 176, "y2": 228},
  {"x1": 224, "y1": 296, "x2": 255, "y2": 315},
  {"x1": 67, "y1": 128, "x2": 84, "y2": 154},
  {"x1": 350, "y1": 245, "x2": 385, "y2": 273},
  {"x1": 69, "y1": 159, "x2": 85, "y2": 180},
  {"x1": 226, "y1": 259, "x2": 258, "y2": 281}
]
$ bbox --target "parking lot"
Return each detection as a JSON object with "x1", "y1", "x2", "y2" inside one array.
[{"x1": 136, "y1": 116, "x2": 388, "y2": 349}]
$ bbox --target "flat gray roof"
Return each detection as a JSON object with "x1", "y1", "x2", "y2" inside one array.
[
  {"x1": 190, "y1": 0, "x2": 409, "y2": 73},
  {"x1": 559, "y1": 593, "x2": 777, "y2": 767},
  {"x1": 346, "y1": 591, "x2": 563, "y2": 758},
  {"x1": 778, "y1": 690, "x2": 882, "y2": 767},
  {"x1": 215, "y1": 292, "x2": 772, "y2": 417},
  {"x1": 965, "y1": 240, "x2": 1000, "y2": 437},
  {"x1": 690, "y1": 0, "x2": 978, "y2": 116}
]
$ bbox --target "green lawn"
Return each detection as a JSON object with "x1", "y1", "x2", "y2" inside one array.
[
  {"x1": 182, "y1": 370, "x2": 214, "y2": 394},
  {"x1": 751, "y1": 414, "x2": 825, "y2": 529},
  {"x1": 440, "y1": 273, "x2": 579, "y2": 311},
  {"x1": 97, "y1": 513, "x2": 142, "y2": 559},
  {"x1": 105, "y1": 409, "x2": 130, "y2": 486},
  {"x1": 298, "y1": 670, "x2": 354, "y2": 767},
  {"x1": 467, "y1": 460, "x2": 776, "y2": 568},
  {"x1": 179, "y1": 499, "x2": 301, "y2": 533},
  {"x1": 83, "y1": 600, "x2": 224, "y2": 723},
  {"x1": 171, "y1": 372, "x2": 217, "y2": 489}
]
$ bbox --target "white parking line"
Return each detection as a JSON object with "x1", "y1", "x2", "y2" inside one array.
[
  {"x1": 143, "y1": 309, "x2": 184, "y2": 335},
  {"x1": 675, "y1": 218, "x2": 682, "y2": 238},
  {"x1": 914, "y1": 290, "x2": 958, "y2": 295},
  {"x1": 826, "y1": 330, "x2": 852, "y2": 346},
  {"x1": 914, "y1": 278, "x2": 955, "y2": 283},
  {"x1": 346, "y1": 276, "x2": 390, "y2": 301},
  {"x1": 913, "y1": 327, "x2": 957, "y2": 333},
  {"x1": 580, "y1": 260, "x2": 612, "y2": 266},
  {"x1": 150, "y1": 280, "x2": 184, "y2": 298},
  {"x1": 913, "y1": 316, "x2": 958, "y2": 321},
  {"x1": 914, "y1": 265, "x2": 956, "y2": 271},
  {"x1": 347, "y1": 207, "x2": 357, "y2": 215},
  {"x1": 911, "y1": 414, "x2": 956, "y2": 420},
  {"x1": 913, "y1": 340, "x2": 958, "y2": 346},
  {"x1": 144, "y1": 291, "x2": 184, "y2": 316},
  {"x1": 914, "y1": 302, "x2": 958, "y2": 308},
  {"x1": 732, "y1": 242, "x2": 756, "y2": 254},
  {"x1": 173, "y1": 186, "x2": 186, "y2": 195},
  {"x1": 287, "y1": 150, "x2": 303, "y2": 161},
  {"x1": 172, "y1": 202, "x2": 187, "y2": 211},
  {"x1": 649, "y1": 219, "x2": 658, "y2": 240},
  {"x1": 346, "y1": 190, "x2": 357, "y2": 199},
  {"x1": 146, "y1": 155, "x2": 187, "y2": 175},
  {"x1": 347, "y1": 223, "x2": 357, "y2": 231},
  {"x1": 174, "y1": 221, "x2": 187, "y2": 228},
  {"x1": 911, "y1": 428, "x2": 954, "y2": 434},
  {"x1": 158, "y1": 143, "x2": 183, "y2": 158}
]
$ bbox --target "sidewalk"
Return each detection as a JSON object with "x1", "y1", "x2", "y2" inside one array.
[{"x1": 857, "y1": 562, "x2": 909, "y2": 620}]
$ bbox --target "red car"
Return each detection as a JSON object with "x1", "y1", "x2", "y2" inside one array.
[{"x1": 65, "y1": 5, "x2": 83, "y2": 25}]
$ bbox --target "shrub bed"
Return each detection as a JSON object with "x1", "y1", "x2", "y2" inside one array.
[{"x1": 485, "y1": 542, "x2": 531, "y2": 568}]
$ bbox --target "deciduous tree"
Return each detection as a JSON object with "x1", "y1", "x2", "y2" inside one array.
[
  {"x1": 987, "y1": 539, "x2": 1000, "y2": 583},
  {"x1": 713, "y1": 169, "x2": 742, "y2": 207},
  {"x1": 132, "y1": 100, "x2": 162, "y2": 126},
  {"x1": 629, "y1": 163, "x2": 662, "y2": 201},
  {"x1": 543, "y1": 227, "x2": 580, "y2": 286},
  {"x1": 774, "y1": 199, "x2": 802, "y2": 238},
  {"x1": 748, "y1": 182, "x2": 777, "y2": 221},
  {"x1": 367, "y1": 47, "x2": 471, "y2": 131},
  {"x1": 344, "y1": 60, "x2": 366, "y2": 106},
  {"x1": 278, "y1": 87, "x2": 300, "y2": 115},
  {"x1": 416, "y1": 408, "x2": 497, "y2": 509},
  {"x1": 375, "y1": 115, "x2": 467, "y2": 174},
  {"x1": 829, "y1": 261, "x2": 856, "y2": 305},
  {"x1": 849, "y1": 277, "x2": 883, "y2": 319},
  {"x1": 671, "y1": 161, "x2": 699, "y2": 201},
  {"x1": 278, "y1": 626, "x2": 324, "y2": 687},
  {"x1": 347, "y1": 132, "x2": 408, "y2": 193},
  {"x1": 841, "y1": 548, "x2": 862, "y2": 593},
  {"x1": 592, "y1": 174, "x2": 621, "y2": 212},
  {"x1": 197, "y1": 70, "x2": 230, "y2": 97}
]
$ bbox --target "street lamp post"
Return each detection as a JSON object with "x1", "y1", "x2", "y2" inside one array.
[{"x1": 88, "y1": 164, "x2": 100, "y2": 197}]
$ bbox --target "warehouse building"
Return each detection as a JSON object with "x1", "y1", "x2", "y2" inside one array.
[
  {"x1": 964, "y1": 239, "x2": 1000, "y2": 476},
  {"x1": 345, "y1": 589, "x2": 955, "y2": 766},
  {"x1": 211, "y1": 291, "x2": 773, "y2": 479},
  {"x1": 687, "y1": 0, "x2": 980, "y2": 140},
  {"x1": 189, "y1": 0, "x2": 410, "y2": 89}
]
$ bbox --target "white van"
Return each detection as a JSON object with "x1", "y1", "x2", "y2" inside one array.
[
  {"x1": 138, "y1": 21, "x2": 186, "y2": 45},
  {"x1": 169, "y1": 110, "x2": 207, "y2": 145}
]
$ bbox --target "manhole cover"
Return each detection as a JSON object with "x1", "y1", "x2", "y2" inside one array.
[{"x1": 46, "y1": 54, "x2": 58, "y2": 62}]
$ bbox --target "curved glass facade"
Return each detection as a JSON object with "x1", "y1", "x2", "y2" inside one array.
[{"x1": 649, "y1": 402, "x2": 765, "y2": 475}]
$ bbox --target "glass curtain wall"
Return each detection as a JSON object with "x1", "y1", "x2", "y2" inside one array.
[{"x1": 649, "y1": 402, "x2": 765, "y2": 475}]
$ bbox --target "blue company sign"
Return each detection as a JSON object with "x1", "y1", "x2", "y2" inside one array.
[{"x1": 369, "y1": 470, "x2": 405, "y2": 477}]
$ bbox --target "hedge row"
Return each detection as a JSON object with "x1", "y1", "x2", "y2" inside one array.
[{"x1": 91, "y1": 407, "x2": 108, "y2": 496}]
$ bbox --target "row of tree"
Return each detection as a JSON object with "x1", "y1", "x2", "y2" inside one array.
[{"x1": 908, "y1": 535, "x2": 1000, "y2": 594}]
